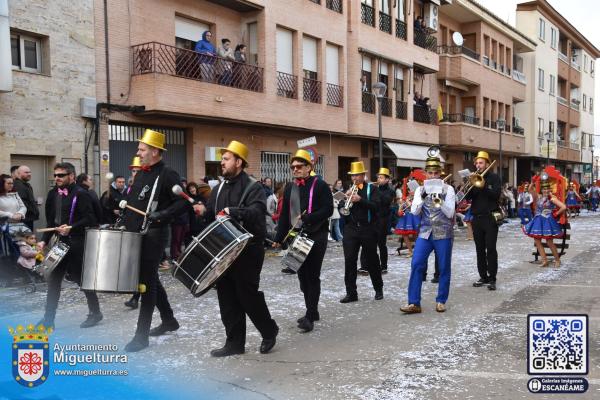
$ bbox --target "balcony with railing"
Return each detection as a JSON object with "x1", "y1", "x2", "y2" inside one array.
[
  {"x1": 395, "y1": 101, "x2": 407, "y2": 119},
  {"x1": 326, "y1": 0, "x2": 342, "y2": 13},
  {"x1": 512, "y1": 125, "x2": 524, "y2": 135},
  {"x1": 570, "y1": 100, "x2": 580, "y2": 110},
  {"x1": 483, "y1": 119, "x2": 490, "y2": 128},
  {"x1": 303, "y1": 77, "x2": 321, "y2": 103},
  {"x1": 482, "y1": 55, "x2": 489, "y2": 66},
  {"x1": 414, "y1": 29, "x2": 437, "y2": 52},
  {"x1": 414, "y1": 105, "x2": 437, "y2": 124},
  {"x1": 326, "y1": 83, "x2": 343, "y2": 107},
  {"x1": 361, "y1": 3, "x2": 375, "y2": 27},
  {"x1": 558, "y1": 52, "x2": 568, "y2": 63},
  {"x1": 441, "y1": 113, "x2": 480, "y2": 125},
  {"x1": 395, "y1": 19, "x2": 407, "y2": 40},
  {"x1": 512, "y1": 69, "x2": 526, "y2": 84},
  {"x1": 362, "y1": 91, "x2": 375, "y2": 113},
  {"x1": 378, "y1": 97, "x2": 392, "y2": 116},
  {"x1": 379, "y1": 12, "x2": 392, "y2": 34},
  {"x1": 132, "y1": 42, "x2": 264, "y2": 92},
  {"x1": 437, "y1": 45, "x2": 480, "y2": 61},
  {"x1": 277, "y1": 71, "x2": 298, "y2": 99},
  {"x1": 557, "y1": 96, "x2": 568, "y2": 106}
]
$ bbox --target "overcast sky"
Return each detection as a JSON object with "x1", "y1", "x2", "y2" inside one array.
[{"x1": 476, "y1": 0, "x2": 600, "y2": 135}]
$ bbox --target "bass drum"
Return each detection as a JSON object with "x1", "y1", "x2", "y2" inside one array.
[
  {"x1": 81, "y1": 228, "x2": 142, "y2": 293},
  {"x1": 172, "y1": 215, "x2": 252, "y2": 297}
]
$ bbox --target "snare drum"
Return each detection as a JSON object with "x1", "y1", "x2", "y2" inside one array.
[
  {"x1": 172, "y1": 215, "x2": 252, "y2": 297},
  {"x1": 39, "y1": 241, "x2": 70, "y2": 279},
  {"x1": 81, "y1": 228, "x2": 142, "y2": 293},
  {"x1": 281, "y1": 233, "x2": 314, "y2": 272}
]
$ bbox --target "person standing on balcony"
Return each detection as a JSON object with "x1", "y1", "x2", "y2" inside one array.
[
  {"x1": 218, "y1": 38, "x2": 235, "y2": 86},
  {"x1": 467, "y1": 151, "x2": 501, "y2": 291},
  {"x1": 195, "y1": 31, "x2": 216, "y2": 82}
]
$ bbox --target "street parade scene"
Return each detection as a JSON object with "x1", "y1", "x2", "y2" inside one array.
[{"x1": 0, "y1": 0, "x2": 599, "y2": 399}]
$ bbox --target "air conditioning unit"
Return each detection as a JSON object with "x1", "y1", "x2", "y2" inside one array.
[
  {"x1": 80, "y1": 97, "x2": 97, "y2": 118},
  {"x1": 424, "y1": 3, "x2": 439, "y2": 32}
]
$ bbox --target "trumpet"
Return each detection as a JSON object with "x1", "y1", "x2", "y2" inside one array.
[
  {"x1": 456, "y1": 161, "x2": 496, "y2": 203},
  {"x1": 340, "y1": 184, "x2": 358, "y2": 216}
]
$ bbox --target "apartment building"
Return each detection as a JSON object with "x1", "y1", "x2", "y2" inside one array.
[
  {"x1": 515, "y1": 0, "x2": 599, "y2": 184},
  {"x1": 91, "y1": 0, "x2": 451, "y2": 186},
  {"x1": 435, "y1": 0, "x2": 536, "y2": 184},
  {"x1": 0, "y1": 0, "x2": 96, "y2": 225}
]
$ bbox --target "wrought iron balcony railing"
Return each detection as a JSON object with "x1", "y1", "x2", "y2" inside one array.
[
  {"x1": 414, "y1": 29, "x2": 437, "y2": 52},
  {"x1": 326, "y1": 0, "x2": 342, "y2": 13},
  {"x1": 362, "y1": 91, "x2": 375, "y2": 114},
  {"x1": 361, "y1": 3, "x2": 375, "y2": 27},
  {"x1": 378, "y1": 97, "x2": 392, "y2": 116},
  {"x1": 379, "y1": 12, "x2": 392, "y2": 34},
  {"x1": 395, "y1": 101, "x2": 407, "y2": 119},
  {"x1": 395, "y1": 20, "x2": 407, "y2": 40},
  {"x1": 326, "y1": 83, "x2": 343, "y2": 107},
  {"x1": 277, "y1": 71, "x2": 298, "y2": 99},
  {"x1": 437, "y1": 45, "x2": 480, "y2": 61},
  {"x1": 442, "y1": 113, "x2": 480, "y2": 125},
  {"x1": 132, "y1": 42, "x2": 264, "y2": 92},
  {"x1": 414, "y1": 105, "x2": 437, "y2": 124},
  {"x1": 303, "y1": 77, "x2": 322, "y2": 104}
]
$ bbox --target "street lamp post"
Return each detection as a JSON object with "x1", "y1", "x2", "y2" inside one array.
[
  {"x1": 590, "y1": 145, "x2": 595, "y2": 184},
  {"x1": 544, "y1": 131, "x2": 553, "y2": 167},
  {"x1": 372, "y1": 82, "x2": 387, "y2": 170},
  {"x1": 497, "y1": 117, "x2": 505, "y2": 185}
]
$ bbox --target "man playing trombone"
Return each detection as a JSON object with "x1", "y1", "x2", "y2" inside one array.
[
  {"x1": 400, "y1": 151, "x2": 455, "y2": 314},
  {"x1": 339, "y1": 161, "x2": 383, "y2": 303},
  {"x1": 465, "y1": 151, "x2": 501, "y2": 291}
]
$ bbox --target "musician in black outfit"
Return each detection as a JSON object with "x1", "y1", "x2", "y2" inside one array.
[
  {"x1": 122, "y1": 130, "x2": 189, "y2": 352},
  {"x1": 466, "y1": 151, "x2": 501, "y2": 291},
  {"x1": 37, "y1": 163, "x2": 102, "y2": 329},
  {"x1": 196, "y1": 140, "x2": 279, "y2": 357},
  {"x1": 340, "y1": 161, "x2": 384, "y2": 303},
  {"x1": 273, "y1": 150, "x2": 333, "y2": 332},
  {"x1": 374, "y1": 168, "x2": 394, "y2": 273}
]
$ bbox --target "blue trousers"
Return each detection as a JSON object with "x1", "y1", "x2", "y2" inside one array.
[
  {"x1": 592, "y1": 198, "x2": 599, "y2": 211},
  {"x1": 518, "y1": 208, "x2": 533, "y2": 225},
  {"x1": 407, "y1": 236, "x2": 452, "y2": 306}
]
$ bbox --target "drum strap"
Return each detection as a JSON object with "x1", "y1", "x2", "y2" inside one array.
[{"x1": 214, "y1": 176, "x2": 257, "y2": 214}]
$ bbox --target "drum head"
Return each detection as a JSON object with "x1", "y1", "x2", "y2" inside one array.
[{"x1": 192, "y1": 240, "x2": 248, "y2": 297}]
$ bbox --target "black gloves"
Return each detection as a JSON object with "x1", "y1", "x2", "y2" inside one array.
[
  {"x1": 421, "y1": 189, "x2": 428, "y2": 199},
  {"x1": 148, "y1": 210, "x2": 168, "y2": 222}
]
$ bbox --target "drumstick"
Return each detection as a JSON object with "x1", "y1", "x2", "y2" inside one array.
[
  {"x1": 119, "y1": 200, "x2": 147, "y2": 216},
  {"x1": 282, "y1": 210, "x2": 307, "y2": 244},
  {"x1": 37, "y1": 226, "x2": 72, "y2": 233}
]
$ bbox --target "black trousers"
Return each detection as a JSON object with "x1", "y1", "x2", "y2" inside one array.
[
  {"x1": 343, "y1": 223, "x2": 383, "y2": 295},
  {"x1": 472, "y1": 214, "x2": 499, "y2": 282},
  {"x1": 135, "y1": 226, "x2": 175, "y2": 337},
  {"x1": 44, "y1": 236, "x2": 100, "y2": 323},
  {"x1": 216, "y1": 242, "x2": 278, "y2": 347},
  {"x1": 359, "y1": 217, "x2": 389, "y2": 269},
  {"x1": 298, "y1": 230, "x2": 328, "y2": 321}
]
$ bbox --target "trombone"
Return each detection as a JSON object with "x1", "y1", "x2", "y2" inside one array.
[
  {"x1": 339, "y1": 184, "x2": 358, "y2": 216},
  {"x1": 455, "y1": 161, "x2": 496, "y2": 203}
]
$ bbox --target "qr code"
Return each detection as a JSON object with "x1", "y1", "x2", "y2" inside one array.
[{"x1": 528, "y1": 315, "x2": 588, "y2": 375}]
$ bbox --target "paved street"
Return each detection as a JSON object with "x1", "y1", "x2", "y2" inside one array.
[{"x1": 1, "y1": 213, "x2": 599, "y2": 399}]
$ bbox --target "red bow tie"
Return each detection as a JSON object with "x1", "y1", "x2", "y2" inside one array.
[
  {"x1": 140, "y1": 165, "x2": 151, "y2": 172},
  {"x1": 356, "y1": 183, "x2": 364, "y2": 190},
  {"x1": 57, "y1": 188, "x2": 69, "y2": 196},
  {"x1": 295, "y1": 178, "x2": 306, "y2": 186}
]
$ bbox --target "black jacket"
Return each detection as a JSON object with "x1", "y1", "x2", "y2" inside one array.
[
  {"x1": 275, "y1": 176, "x2": 333, "y2": 243},
  {"x1": 344, "y1": 183, "x2": 380, "y2": 225},
  {"x1": 466, "y1": 171, "x2": 501, "y2": 215},
  {"x1": 13, "y1": 178, "x2": 39, "y2": 222},
  {"x1": 122, "y1": 160, "x2": 189, "y2": 231},
  {"x1": 205, "y1": 171, "x2": 266, "y2": 242},
  {"x1": 100, "y1": 186, "x2": 127, "y2": 224},
  {"x1": 377, "y1": 184, "x2": 395, "y2": 219},
  {"x1": 42, "y1": 182, "x2": 96, "y2": 243}
]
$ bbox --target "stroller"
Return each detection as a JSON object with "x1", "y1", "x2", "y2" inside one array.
[{"x1": 0, "y1": 223, "x2": 38, "y2": 293}]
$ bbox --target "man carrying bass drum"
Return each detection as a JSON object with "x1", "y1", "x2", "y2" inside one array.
[
  {"x1": 195, "y1": 140, "x2": 279, "y2": 357},
  {"x1": 273, "y1": 149, "x2": 333, "y2": 333}
]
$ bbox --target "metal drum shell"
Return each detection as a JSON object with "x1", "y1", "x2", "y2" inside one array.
[
  {"x1": 172, "y1": 215, "x2": 252, "y2": 297},
  {"x1": 281, "y1": 234, "x2": 315, "y2": 272},
  {"x1": 81, "y1": 229, "x2": 142, "y2": 293}
]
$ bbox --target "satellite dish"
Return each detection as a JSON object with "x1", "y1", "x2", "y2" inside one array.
[{"x1": 452, "y1": 32, "x2": 464, "y2": 46}]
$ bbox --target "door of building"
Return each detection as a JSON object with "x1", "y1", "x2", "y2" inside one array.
[{"x1": 10, "y1": 155, "x2": 50, "y2": 233}]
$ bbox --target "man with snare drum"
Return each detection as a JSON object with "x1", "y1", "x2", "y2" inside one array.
[{"x1": 273, "y1": 150, "x2": 333, "y2": 333}]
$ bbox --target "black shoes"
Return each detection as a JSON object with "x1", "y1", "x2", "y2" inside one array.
[
  {"x1": 381, "y1": 266, "x2": 388, "y2": 274},
  {"x1": 125, "y1": 335, "x2": 149, "y2": 352},
  {"x1": 340, "y1": 293, "x2": 358, "y2": 303},
  {"x1": 210, "y1": 343, "x2": 245, "y2": 357},
  {"x1": 149, "y1": 318, "x2": 180, "y2": 336},
  {"x1": 80, "y1": 312, "x2": 103, "y2": 328},
  {"x1": 124, "y1": 297, "x2": 139, "y2": 309},
  {"x1": 473, "y1": 278, "x2": 490, "y2": 287},
  {"x1": 357, "y1": 268, "x2": 369, "y2": 276},
  {"x1": 374, "y1": 290, "x2": 384, "y2": 300},
  {"x1": 297, "y1": 314, "x2": 320, "y2": 323},
  {"x1": 488, "y1": 281, "x2": 497, "y2": 291},
  {"x1": 281, "y1": 267, "x2": 296, "y2": 274},
  {"x1": 36, "y1": 318, "x2": 54, "y2": 330},
  {"x1": 260, "y1": 326, "x2": 279, "y2": 354},
  {"x1": 297, "y1": 317, "x2": 314, "y2": 332},
  {"x1": 431, "y1": 277, "x2": 439, "y2": 283}
]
